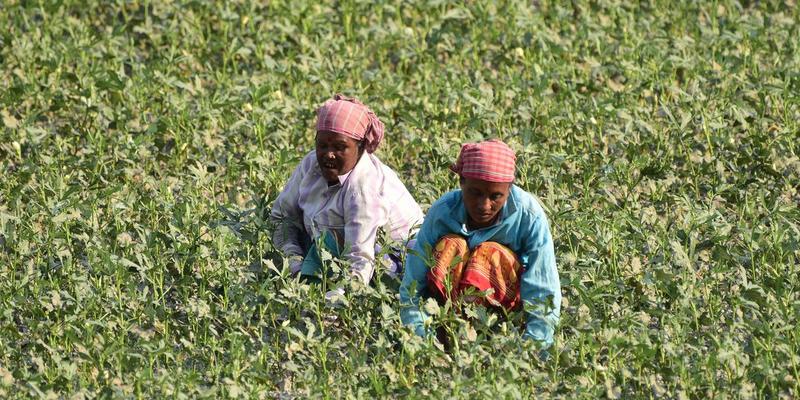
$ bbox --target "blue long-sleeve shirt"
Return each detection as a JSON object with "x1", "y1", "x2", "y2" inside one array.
[{"x1": 399, "y1": 185, "x2": 561, "y2": 347}]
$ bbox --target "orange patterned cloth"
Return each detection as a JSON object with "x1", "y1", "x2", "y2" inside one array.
[{"x1": 426, "y1": 234, "x2": 522, "y2": 310}]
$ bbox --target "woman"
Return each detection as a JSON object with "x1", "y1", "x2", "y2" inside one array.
[
  {"x1": 270, "y1": 94, "x2": 424, "y2": 287},
  {"x1": 399, "y1": 139, "x2": 561, "y2": 349}
]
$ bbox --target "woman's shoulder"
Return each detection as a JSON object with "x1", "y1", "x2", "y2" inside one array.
[
  {"x1": 280, "y1": 150, "x2": 319, "y2": 183},
  {"x1": 371, "y1": 156, "x2": 422, "y2": 195},
  {"x1": 298, "y1": 150, "x2": 318, "y2": 170},
  {"x1": 369, "y1": 154, "x2": 402, "y2": 183},
  {"x1": 284, "y1": 150, "x2": 318, "y2": 177},
  {"x1": 348, "y1": 153, "x2": 416, "y2": 190},
  {"x1": 509, "y1": 185, "x2": 553, "y2": 247},
  {"x1": 427, "y1": 189, "x2": 461, "y2": 215},
  {"x1": 347, "y1": 153, "x2": 382, "y2": 179},
  {"x1": 510, "y1": 185, "x2": 547, "y2": 220}
]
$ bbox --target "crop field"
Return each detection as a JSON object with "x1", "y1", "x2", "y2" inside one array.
[{"x1": 1, "y1": 0, "x2": 799, "y2": 398}]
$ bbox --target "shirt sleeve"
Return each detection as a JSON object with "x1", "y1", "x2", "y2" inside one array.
[
  {"x1": 518, "y1": 212, "x2": 561, "y2": 348},
  {"x1": 270, "y1": 161, "x2": 307, "y2": 259},
  {"x1": 342, "y1": 188, "x2": 387, "y2": 284},
  {"x1": 399, "y1": 209, "x2": 439, "y2": 338}
]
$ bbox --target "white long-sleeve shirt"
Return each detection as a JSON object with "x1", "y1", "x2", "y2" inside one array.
[{"x1": 270, "y1": 150, "x2": 424, "y2": 283}]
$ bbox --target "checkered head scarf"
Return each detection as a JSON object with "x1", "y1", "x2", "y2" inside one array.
[
  {"x1": 450, "y1": 139, "x2": 516, "y2": 182},
  {"x1": 316, "y1": 94, "x2": 385, "y2": 153}
]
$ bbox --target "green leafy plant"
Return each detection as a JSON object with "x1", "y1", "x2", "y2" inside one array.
[{"x1": 1, "y1": 0, "x2": 798, "y2": 398}]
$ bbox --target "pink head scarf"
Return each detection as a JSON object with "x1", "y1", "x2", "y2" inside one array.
[
  {"x1": 450, "y1": 139, "x2": 516, "y2": 182},
  {"x1": 316, "y1": 94, "x2": 385, "y2": 153}
]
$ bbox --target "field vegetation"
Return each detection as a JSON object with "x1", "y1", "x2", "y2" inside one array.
[{"x1": 1, "y1": 0, "x2": 799, "y2": 398}]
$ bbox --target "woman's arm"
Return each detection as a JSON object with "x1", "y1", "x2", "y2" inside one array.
[
  {"x1": 340, "y1": 187, "x2": 389, "y2": 284},
  {"x1": 399, "y1": 209, "x2": 440, "y2": 338},
  {"x1": 270, "y1": 161, "x2": 308, "y2": 261},
  {"x1": 519, "y1": 213, "x2": 561, "y2": 349}
]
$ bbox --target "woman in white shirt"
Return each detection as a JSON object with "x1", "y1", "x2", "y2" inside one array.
[{"x1": 270, "y1": 94, "x2": 423, "y2": 285}]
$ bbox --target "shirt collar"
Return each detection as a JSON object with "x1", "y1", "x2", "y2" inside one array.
[
  {"x1": 336, "y1": 170, "x2": 353, "y2": 185},
  {"x1": 316, "y1": 153, "x2": 366, "y2": 187}
]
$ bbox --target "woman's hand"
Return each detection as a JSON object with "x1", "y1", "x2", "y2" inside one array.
[
  {"x1": 325, "y1": 288, "x2": 346, "y2": 307},
  {"x1": 288, "y1": 255, "x2": 304, "y2": 275}
]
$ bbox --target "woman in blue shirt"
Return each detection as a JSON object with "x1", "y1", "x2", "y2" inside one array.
[{"x1": 399, "y1": 139, "x2": 561, "y2": 350}]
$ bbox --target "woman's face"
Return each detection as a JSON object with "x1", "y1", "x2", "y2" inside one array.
[
  {"x1": 315, "y1": 130, "x2": 363, "y2": 184},
  {"x1": 460, "y1": 177, "x2": 511, "y2": 229}
]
